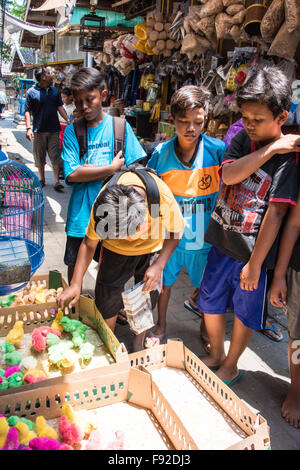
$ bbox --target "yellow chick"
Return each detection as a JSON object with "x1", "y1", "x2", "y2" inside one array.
[
  {"x1": 0, "y1": 417, "x2": 9, "y2": 448},
  {"x1": 15, "y1": 422, "x2": 37, "y2": 445},
  {"x1": 35, "y1": 292, "x2": 47, "y2": 304},
  {"x1": 51, "y1": 309, "x2": 64, "y2": 333},
  {"x1": 6, "y1": 321, "x2": 24, "y2": 347},
  {"x1": 35, "y1": 416, "x2": 58, "y2": 440},
  {"x1": 62, "y1": 403, "x2": 76, "y2": 424}
]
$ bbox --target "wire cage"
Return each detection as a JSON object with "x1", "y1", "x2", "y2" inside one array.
[
  {"x1": 79, "y1": 13, "x2": 105, "y2": 52},
  {"x1": 0, "y1": 151, "x2": 44, "y2": 295}
]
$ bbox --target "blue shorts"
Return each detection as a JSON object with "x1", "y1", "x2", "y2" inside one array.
[
  {"x1": 196, "y1": 246, "x2": 267, "y2": 331},
  {"x1": 163, "y1": 248, "x2": 210, "y2": 288}
]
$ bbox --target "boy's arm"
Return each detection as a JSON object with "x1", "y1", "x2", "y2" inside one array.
[
  {"x1": 240, "y1": 201, "x2": 289, "y2": 291},
  {"x1": 270, "y1": 194, "x2": 300, "y2": 308},
  {"x1": 57, "y1": 105, "x2": 71, "y2": 124},
  {"x1": 67, "y1": 151, "x2": 124, "y2": 183},
  {"x1": 222, "y1": 134, "x2": 300, "y2": 185},
  {"x1": 142, "y1": 231, "x2": 183, "y2": 292},
  {"x1": 57, "y1": 235, "x2": 99, "y2": 308},
  {"x1": 24, "y1": 111, "x2": 33, "y2": 142}
]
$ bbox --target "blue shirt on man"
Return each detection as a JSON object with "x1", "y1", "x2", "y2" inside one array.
[{"x1": 25, "y1": 83, "x2": 63, "y2": 133}]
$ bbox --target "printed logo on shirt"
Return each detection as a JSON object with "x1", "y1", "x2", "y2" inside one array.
[
  {"x1": 198, "y1": 174, "x2": 212, "y2": 190},
  {"x1": 211, "y1": 167, "x2": 272, "y2": 234}
]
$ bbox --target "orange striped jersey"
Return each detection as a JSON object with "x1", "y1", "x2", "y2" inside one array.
[{"x1": 147, "y1": 134, "x2": 226, "y2": 252}]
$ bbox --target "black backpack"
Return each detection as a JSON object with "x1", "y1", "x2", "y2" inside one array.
[{"x1": 73, "y1": 115, "x2": 126, "y2": 160}]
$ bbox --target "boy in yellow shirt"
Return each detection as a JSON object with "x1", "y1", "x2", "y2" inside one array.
[{"x1": 58, "y1": 167, "x2": 184, "y2": 351}]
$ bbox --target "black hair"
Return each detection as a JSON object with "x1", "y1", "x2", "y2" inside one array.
[
  {"x1": 170, "y1": 85, "x2": 211, "y2": 117},
  {"x1": 237, "y1": 66, "x2": 292, "y2": 118},
  {"x1": 34, "y1": 66, "x2": 47, "y2": 82},
  {"x1": 70, "y1": 67, "x2": 106, "y2": 93},
  {"x1": 93, "y1": 185, "x2": 147, "y2": 239},
  {"x1": 61, "y1": 87, "x2": 72, "y2": 96}
]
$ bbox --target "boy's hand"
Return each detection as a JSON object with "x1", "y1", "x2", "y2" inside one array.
[
  {"x1": 270, "y1": 276, "x2": 287, "y2": 309},
  {"x1": 142, "y1": 262, "x2": 163, "y2": 293},
  {"x1": 111, "y1": 151, "x2": 125, "y2": 172},
  {"x1": 240, "y1": 261, "x2": 261, "y2": 291},
  {"x1": 271, "y1": 134, "x2": 300, "y2": 155},
  {"x1": 57, "y1": 284, "x2": 81, "y2": 309}
]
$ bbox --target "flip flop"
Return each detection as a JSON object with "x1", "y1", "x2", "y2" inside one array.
[
  {"x1": 259, "y1": 323, "x2": 283, "y2": 342},
  {"x1": 222, "y1": 371, "x2": 243, "y2": 387},
  {"x1": 184, "y1": 300, "x2": 202, "y2": 318},
  {"x1": 54, "y1": 182, "x2": 64, "y2": 192},
  {"x1": 144, "y1": 331, "x2": 166, "y2": 348}
]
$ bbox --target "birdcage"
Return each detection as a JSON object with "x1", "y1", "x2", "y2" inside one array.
[
  {"x1": 79, "y1": 12, "x2": 105, "y2": 52},
  {"x1": 0, "y1": 151, "x2": 44, "y2": 295}
]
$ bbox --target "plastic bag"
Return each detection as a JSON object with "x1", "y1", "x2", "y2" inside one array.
[{"x1": 122, "y1": 282, "x2": 154, "y2": 335}]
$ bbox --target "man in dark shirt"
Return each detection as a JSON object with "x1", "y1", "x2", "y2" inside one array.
[{"x1": 25, "y1": 67, "x2": 70, "y2": 191}]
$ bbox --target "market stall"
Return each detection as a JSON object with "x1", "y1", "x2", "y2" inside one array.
[{"x1": 86, "y1": 0, "x2": 300, "y2": 150}]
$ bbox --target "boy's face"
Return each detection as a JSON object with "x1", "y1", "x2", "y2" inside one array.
[
  {"x1": 61, "y1": 93, "x2": 73, "y2": 106},
  {"x1": 170, "y1": 107, "x2": 206, "y2": 147},
  {"x1": 72, "y1": 88, "x2": 107, "y2": 123},
  {"x1": 241, "y1": 102, "x2": 288, "y2": 143}
]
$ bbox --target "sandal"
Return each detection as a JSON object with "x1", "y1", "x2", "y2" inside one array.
[
  {"x1": 259, "y1": 322, "x2": 283, "y2": 342},
  {"x1": 144, "y1": 331, "x2": 166, "y2": 348},
  {"x1": 184, "y1": 300, "x2": 202, "y2": 318},
  {"x1": 116, "y1": 309, "x2": 128, "y2": 326},
  {"x1": 54, "y1": 182, "x2": 64, "y2": 192}
]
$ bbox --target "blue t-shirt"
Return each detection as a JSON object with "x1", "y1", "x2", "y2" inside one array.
[
  {"x1": 25, "y1": 83, "x2": 63, "y2": 133},
  {"x1": 62, "y1": 113, "x2": 147, "y2": 238},
  {"x1": 147, "y1": 134, "x2": 226, "y2": 252}
]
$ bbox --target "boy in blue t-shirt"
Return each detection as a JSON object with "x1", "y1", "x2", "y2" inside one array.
[
  {"x1": 62, "y1": 67, "x2": 146, "y2": 283},
  {"x1": 146, "y1": 85, "x2": 226, "y2": 345}
]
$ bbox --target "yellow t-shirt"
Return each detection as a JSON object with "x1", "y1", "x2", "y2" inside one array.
[{"x1": 86, "y1": 172, "x2": 185, "y2": 256}]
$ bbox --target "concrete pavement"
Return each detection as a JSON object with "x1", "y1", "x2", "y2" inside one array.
[{"x1": 1, "y1": 112, "x2": 299, "y2": 450}]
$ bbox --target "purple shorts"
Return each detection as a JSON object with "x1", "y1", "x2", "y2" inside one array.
[{"x1": 196, "y1": 246, "x2": 268, "y2": 331}]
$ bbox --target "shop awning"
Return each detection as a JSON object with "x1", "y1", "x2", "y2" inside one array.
[
  {"x1": 32, "y1": 0, "x2": 69, "y2": 11},
  {"x1": 3, "y1": 8, "x2": 55, "y2": 35}
]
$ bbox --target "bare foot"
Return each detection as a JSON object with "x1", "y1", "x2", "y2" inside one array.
[
  {"x1": 215, "y1": 365, "x2": 239, "y2": 383},
  {"x1": 281, "y1": 388, "x2": 300, "y2": 428},
  {"x1": 149, "y1": 324, "x2": 166, "y2": 337},
  {"x1": 199, "y1": 354, "x2": 225, "y2": 369}
]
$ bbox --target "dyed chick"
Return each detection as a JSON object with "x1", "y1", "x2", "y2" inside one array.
[
  {"x1": 5, "y1": 321, "x2": 24, "y2": 347},
  {"x1": 15, "y1": 422, "x2": 37, "y2": 445},
  {"x1": 35, "y1": 416, "x2": 58, "y2": 440}
]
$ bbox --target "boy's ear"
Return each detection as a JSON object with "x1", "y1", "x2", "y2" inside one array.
[
  {"x1": 277, "y1": 110, "x2": 289, "y2": 126},
  {"x1": 101, "y1": 88, "x2": 108, "y2": 102},
  {"x1": 168, "y1": 114, "x2": 174, "y2": 125}
]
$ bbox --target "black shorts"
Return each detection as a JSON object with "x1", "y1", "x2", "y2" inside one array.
[
  {"x1": 64, "y1": 236, "x2": 101, "y2": 267},
  {"x1": 95, "y1": 247, "x2": 159, "y2": 320}
]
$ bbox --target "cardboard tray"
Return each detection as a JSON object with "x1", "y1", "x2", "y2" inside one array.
[
  {"x1": 0, "y1": 271, "x2": 68, "y2": 312},
  {"x1": 0, "y1": 295, "x2": 128, "y2": 397},
  {"x1": 128, "y1": 340, "x2": 271, "y2": 450},
  {"x1": 0, "y1": 360, "x2": 197, "y2": 450}
]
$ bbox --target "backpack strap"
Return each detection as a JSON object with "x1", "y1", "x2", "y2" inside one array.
[
  {"x1": 133, "y1": 168, "x2": 161, "y2": 218},
  {"x1": 113, "y1": 116, "x2": 126, "y2": 156},
  {"x1": 73, "y1": 117, "x2": 87, "y2": 160},
  {"x1": 106, "y1": 165, "x2": 161, "y2": 218}
]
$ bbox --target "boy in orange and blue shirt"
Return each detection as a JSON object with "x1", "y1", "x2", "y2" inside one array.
[{"x1": 146, "y1": 85, "x2": 226, "y2": 345}]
